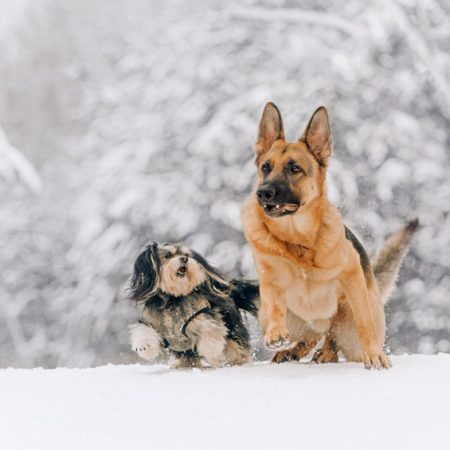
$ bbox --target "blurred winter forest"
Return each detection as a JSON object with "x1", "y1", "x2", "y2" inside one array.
[{"x1": 1, "y1": 0, "x2": 449, "y2": 368}]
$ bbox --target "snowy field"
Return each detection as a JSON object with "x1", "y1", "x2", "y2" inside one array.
[{"x1": 2, "y1": 355, "x2": 449, "y2": 450}]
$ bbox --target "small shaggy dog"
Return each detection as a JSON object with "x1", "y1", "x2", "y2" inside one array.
[{"x1": 129, "y1": 242, "x2": 259, "y2": 368}]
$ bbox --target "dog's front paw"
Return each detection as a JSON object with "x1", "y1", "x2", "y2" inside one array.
[
  {"x1": 134, "y1": 344, "x2": 159, "y2": 362},
  {"x1": 129, "y1": 323, "x2": 161, "y2": 362},
  {"x1": 363, "y1": 350, "x2": 391, "y2": 370},
  {"x1": 264, "y1": 325, "x2": 290, "y2": 350}
]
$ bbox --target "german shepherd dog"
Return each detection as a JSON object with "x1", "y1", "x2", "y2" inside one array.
[{"x1": 242, "y1": 103, "x2": 418, "y2": 369}]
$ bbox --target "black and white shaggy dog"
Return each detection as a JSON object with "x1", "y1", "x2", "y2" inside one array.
[{"x1": 129, "y1": 242, "x2": 259, "y2": 368}]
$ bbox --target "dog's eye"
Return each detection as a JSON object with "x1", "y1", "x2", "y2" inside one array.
[
  {"x1": 261, "y1": 162, "x2": 271, "y2": 175},
  {"x1": 289, "y1": 164, "x2": 303, "y2": 175},
  {"x1": 165, "y1": 252, "x2": 175, "y2": 259}
]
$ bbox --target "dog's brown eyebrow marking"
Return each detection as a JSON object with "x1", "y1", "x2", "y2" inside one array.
[{"x1": 161, "y1": 245, "x2": 176, "y2": 252}]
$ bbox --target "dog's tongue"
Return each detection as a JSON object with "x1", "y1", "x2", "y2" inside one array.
[
  {"x1": 264, "y1": 203, "x2": 299, "y2": 214},
  {"x1": 284, "y1": 204, "x2": 298, "y2": 212},
  {"x1": 273, "y1": 204, "x2": 298, "y2": 213}
]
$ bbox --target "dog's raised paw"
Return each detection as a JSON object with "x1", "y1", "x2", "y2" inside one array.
[
  {"x1": 136, "y1": 345, "x2": 159, "y2": 361},
  {"x1": 264, "y1": 326, "x2": 290, "y2": 350},
  {"x1": 130, "y1": 323, "x2": 161, "y2": 361}
]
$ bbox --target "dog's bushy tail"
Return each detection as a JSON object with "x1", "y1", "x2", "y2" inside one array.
[
  {"x1": 373, "y1": 218, "x2": 419, "y2": 303},
  {"x1": 229, "y1": 279, "x2": 260, "y2": 315}
]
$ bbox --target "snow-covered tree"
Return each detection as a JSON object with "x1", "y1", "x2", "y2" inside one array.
[{"x1": 1, "y1": 0, "x2": 449, "y2": 367}]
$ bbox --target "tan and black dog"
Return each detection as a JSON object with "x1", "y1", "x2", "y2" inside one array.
[{"x1": 242, "y1": 102, "x2": 418, "y2": 369}]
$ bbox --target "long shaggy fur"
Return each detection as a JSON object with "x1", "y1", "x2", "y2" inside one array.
[
  {"x1": 129, "y1": 243, "x2": 161, "y2": 303},
  {"x1": 128, "y1": 242, "x2": 259, "y2": 368}
]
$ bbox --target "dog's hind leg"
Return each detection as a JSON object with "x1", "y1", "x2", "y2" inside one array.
[
  {"x1": 272, "y1": 340, "x2": 318, "y2": 363},
  {"x1": 272, "y1": 309, "x2": 320, "y2": 363},
  {"x1": 312, "y1": 334, "x2": 339, "y2": 364},
  {"x1": 223, "y1": 340, "x2": 251, "y2": 366},
  {"x1": 186, "y1": 314, "x2": 228, "y2": 368},
  {"x1": 172, "y1": 351, "x2": 202, "y2": 369}
]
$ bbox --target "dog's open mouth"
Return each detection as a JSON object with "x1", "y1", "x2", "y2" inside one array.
[
  {"x1": 176, "y1": 265, "x2": 187, "y2": 277},
  {"x1": 262, "y1": 203, "x2": 299, "y2": 217}
]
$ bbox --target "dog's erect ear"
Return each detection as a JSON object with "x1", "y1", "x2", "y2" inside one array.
[
  {"x1": 129, "y1": 242, "x2": 160, "y2": 303},
  {"x1": 299, "y1": 106, "x2": 333, "y2": 167},
  {"x1": 255, "y1": 102, "x2": 285, "y2": 161}
]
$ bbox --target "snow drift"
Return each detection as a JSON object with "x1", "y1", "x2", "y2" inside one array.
[{"x1": 1, "y1": 355, "x2": 449, "y2": 450}]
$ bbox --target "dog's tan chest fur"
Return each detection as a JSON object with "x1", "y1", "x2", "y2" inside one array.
[
  {"x1": 257, "y1": 244, "x2": 339, "y2": 329},
  {"x1": 286, "y1": 279, "x2": 338, "y2": 321},
  {"x1": 270, "y1": 257, "x2": 339, "y2": 324}
]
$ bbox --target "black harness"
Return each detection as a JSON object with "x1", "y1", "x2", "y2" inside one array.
[
  {"x1": 181, "y1": 307, "x2": 210, "y2": 338},
  {"x1": 140, "y1": 294, "x2": 211, "y2": 353}
]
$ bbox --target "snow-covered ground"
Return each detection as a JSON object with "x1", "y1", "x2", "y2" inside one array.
[{"x1": 1, "y1": 355, "x2": 449, "y2": 450}]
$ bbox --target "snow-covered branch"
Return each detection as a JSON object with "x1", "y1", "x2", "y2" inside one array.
[
  {"x1": 389, "y1": 2, "x2": 450, "y2": 113},
  {"x1": 0, "y1": 127, "x2": 41, "y2": 192},
  {"x1": 228, "y1": 5, "x2": 366, "y2": 38}
]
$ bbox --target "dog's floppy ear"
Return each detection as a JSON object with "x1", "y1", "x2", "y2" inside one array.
[
  {"x1": 255, "y1": 102, "x2": 285, "y2": 161},
  {"x1": 191, "y1": 250, "x2": 229, "y2": 294},
  {"x1": 299, "y1": 106, "x2": 333, "y2": 167},
  {"x1": 129, "y1": 242, "x2": 160, "y2": 303}
]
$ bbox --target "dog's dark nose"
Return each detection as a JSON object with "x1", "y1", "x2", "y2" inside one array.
[
  {"x1": 179, "y1": 255, "x2": 188, "y2": 264},
  {"x1": 257, "y1": 185, "x2": 277, "y2": 202}
]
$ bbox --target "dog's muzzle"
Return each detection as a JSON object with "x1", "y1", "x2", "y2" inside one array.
[{"x1": 256, "y1": 182, "x2": 300, "y2": 217}]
